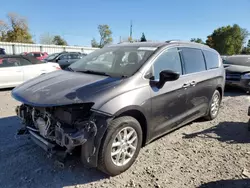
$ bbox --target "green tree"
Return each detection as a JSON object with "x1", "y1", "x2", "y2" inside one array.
[
  {"x1": 190, "y1": 38, "x2": 204, "y2": 44},
  {"x1": 241, "y1": 39, "x2": 250, "y2": 54},
  {"x1": 206, "y1": 24, "x2": 249, "y2": 55},
  {"x1": 40, "y1": 33, "x2": 54, "y2": 44},
  {"x1": 140, "y1": 32, "x2": 147, "y2": 42},
  {"x1": 0, "y1": 13, "x2": 33, "y2": 43},
  {"x1": 241, "y1": 47, "x2": 250, "y2": 54},
  {"x1": 91, "y1": 38, "x2": 99, "y2": 48},
  {"x1": 91, "y1": 24, "x2": 113, "y2": 48},
  {"x1": 52, "y1": 35, "x2": 68, "y2": 45},
  {"x1": 247, "y1": 39, "x2": 250, "y2": 48}
]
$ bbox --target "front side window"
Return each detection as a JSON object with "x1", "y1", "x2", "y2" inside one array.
[
  {"x1": 152, "y1": 48, "x2": 182, "y2": 80},
  {"x1": 69, "y1": 46, "x2": 157, "y2": 77},
  {"x1": 203, "y1": 50, "x2": 219, "y2": 69},
  {"x1": 180, "y1": 48, "x2": 206, "y2": 74}
]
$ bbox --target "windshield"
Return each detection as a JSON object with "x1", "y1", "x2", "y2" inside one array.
[
  {"x1": 45, "y1": 53, "x2": 59, "y2": 61},
  {"x1": 69, "y1": 46, "x2": 157, "y2": 77}
]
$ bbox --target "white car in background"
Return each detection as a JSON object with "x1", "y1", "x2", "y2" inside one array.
[{"x1": 0, "y1": 55, "x2": 61, "y2": 89}]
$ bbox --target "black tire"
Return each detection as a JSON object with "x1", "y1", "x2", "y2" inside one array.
[
  {"x1": 204, "y1": 90, "x2": 221, "y2": 120},
  {"x1": 97, "y1": 116, "x2": 142, "y2": 176},
  {"x1": 248, "y1": 119, "x2": 250, "y2": 131}
]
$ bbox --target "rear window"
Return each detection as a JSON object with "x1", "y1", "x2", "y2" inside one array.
[
  {"x1": 203, "y1": 50, "x2": 219, "y2": 69},
  {"x1": 180, "y1": 48, "x2": 206, "y2": 74}
]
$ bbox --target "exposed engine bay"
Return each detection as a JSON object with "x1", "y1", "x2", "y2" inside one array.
[{"x1": 16, "y1": 103, "x2": 98, "y2": 155}]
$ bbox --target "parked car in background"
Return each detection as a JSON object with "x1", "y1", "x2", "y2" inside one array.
[
  {"x1": 0, "y1": 48, "x2": 6, "y2": 55},
  {"x1": 26, "y1": 52, "x2": 48, "y2": 61},
  {"x1": 12, "y1": 41, "x2": 224, "y2": 176},
  {"x1": 222, "y1": 55, "x2": 250, "y2": 92},
  {"x1": 0, "y1": 55, "x2": 61, "y2": 89},
  {"x1": 43, "y1": 52, "x2": 87, "y2": 69}
]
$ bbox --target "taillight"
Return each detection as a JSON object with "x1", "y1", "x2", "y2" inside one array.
[{"x1": 53, "y1": 65, "x2": 61, "y2": 70}]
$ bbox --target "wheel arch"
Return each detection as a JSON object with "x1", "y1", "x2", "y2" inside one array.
[{"x1": 113, "y1": 106, "x2": 149, "y2": 146}]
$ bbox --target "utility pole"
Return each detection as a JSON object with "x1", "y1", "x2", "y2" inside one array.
[{"x1": 130, "y1": 20, "x2": 133, "y2": 39}]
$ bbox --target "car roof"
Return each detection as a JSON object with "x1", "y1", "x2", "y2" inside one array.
[{"x1": 107, "y1": 40, "x2": 213, "y2": 51}]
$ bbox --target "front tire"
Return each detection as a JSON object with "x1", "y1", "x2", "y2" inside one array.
[
  {"x1": 205, "y1": 90, "x2": 221, "y2": 120},
  {"x1": 98, "y1": 116, "x2": 142, "y2": 176}
]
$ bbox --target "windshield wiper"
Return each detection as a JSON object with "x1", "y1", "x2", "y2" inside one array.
[
  {"x1": 66, "y1": 67, "x2": 74, "y2": 72},
  {"x1": 80, "y1": 70, "x2": 110, "y2": 76}
]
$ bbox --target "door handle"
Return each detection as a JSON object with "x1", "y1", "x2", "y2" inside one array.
[
  {"x1": 190, "y1": 81, "x2": 196, "y2": 86},
  {"x1": 182, "y1": 83, "x2": 190, "y2": 88}
]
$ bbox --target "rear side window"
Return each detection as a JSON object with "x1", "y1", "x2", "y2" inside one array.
[
  {"x1": 203, "y1": 50, "x2": 219, "y2": 69},
  {"x1": 33, "y1": 53, "x2": 41, "y2": 58},
  {"x1": 0, "y1": 58, "x2": 19, "y2": 68},
  {"x1": 70, "y1": 54, "x2": 81, "y2": 59},
  {"x1": 60, "y1": 54, "x2": 69, "y2": 60},
  {"x1": 19, "y1": 58, "x2": 32, "y2": 66},
  {"x1": 180, "y1": 48, "x2": 206, "y2": 74}
]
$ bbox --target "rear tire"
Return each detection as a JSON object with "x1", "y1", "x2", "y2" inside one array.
[
  {"x1": 204, "y1": 90, "x2": 221, "y2": 120},
  {"x1": 97, "y1": 116, "x2": 142, "y2": 176}
]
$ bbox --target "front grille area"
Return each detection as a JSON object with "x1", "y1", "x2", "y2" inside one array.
[{"x1": 226, "y1": 72, "x2": 242, "y2": 81}]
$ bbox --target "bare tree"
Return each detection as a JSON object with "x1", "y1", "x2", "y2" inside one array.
[{"x1": 40, "y1": 33, "x2": 54, "y2": 44}]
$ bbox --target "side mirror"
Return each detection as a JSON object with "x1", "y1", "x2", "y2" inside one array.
[{"x1": 157, "y1": 70, "x2": 180, "y2": 88}]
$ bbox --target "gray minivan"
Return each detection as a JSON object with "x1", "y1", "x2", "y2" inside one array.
[{"x1": 12, "y1": 41, "x2": 225, "y2": 175}]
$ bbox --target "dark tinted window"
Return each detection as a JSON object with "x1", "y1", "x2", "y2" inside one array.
[
  {"x1": 204, "y1": 50, "x2": 219, "y2": 69},
  {"x1": 0, "y1": 48, "x2": 6, "y2": 55},
  {"x1": 70, "y1": 53, "x2": 81, "y2": 59},
  {"x1": 19, "y1": 58, "x2": 32, "y2": 66},
  {"x1": 33, "y1": 53, "x2": 41, "y2": 58},
  {"x1": 59, "y1": 54, "x2": 69, "y2": 60},
  {"x1": 0, "y1": 58, "x2": 19, "y2": 68},
  {"x1": 181, "y1": 48, "x2": 206, "y2": 74},
  {"x1": 153, "y1": 48, "x2": 182, "y2": 80}
]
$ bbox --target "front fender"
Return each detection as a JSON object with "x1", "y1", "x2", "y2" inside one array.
[{"x1": 98, "y1": 86, "x2": 151, "y2": 116}]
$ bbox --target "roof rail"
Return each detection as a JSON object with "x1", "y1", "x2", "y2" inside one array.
[{"x1": 165, "y1": 40, "x2": 181, "y2": 43}]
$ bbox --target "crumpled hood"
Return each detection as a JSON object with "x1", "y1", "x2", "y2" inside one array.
[
  {"x1": 225, "y1": 64, "x2": 250, "y2": 74},
  {"x1": 12, "y1": 70, "x2": 122, "y2": 107}
]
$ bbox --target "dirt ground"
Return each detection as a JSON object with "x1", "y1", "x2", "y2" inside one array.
[{"x1": 1, "y1": 89, "x2": 250, "y2": 188}]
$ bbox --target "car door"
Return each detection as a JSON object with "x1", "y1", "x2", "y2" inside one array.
[
  {"x1": 148, "y1": 47, "x2": 190, "y2": 138},
  {"x1": 179, "y1": 47, "x2": 212, "y2": 120},
  {"x1": 0, "y1": 57, "x2": 24, "y2": 88},
  {"x1": 19, "y1": 57, "x2": 47, "y2": 82},
  {"x1": 57, "y1": 54, "x2": 70, "y2": 69}
]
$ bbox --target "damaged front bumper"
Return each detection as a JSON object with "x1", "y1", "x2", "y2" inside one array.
[{"x1": 16, "y1": 104, "x2": 111, "y2": 167}]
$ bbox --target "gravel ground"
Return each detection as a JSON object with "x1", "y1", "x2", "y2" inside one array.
[{"x1": 1, "y1": 89, "x2": 250, "y2": 188}]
